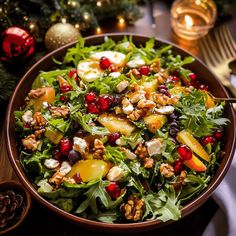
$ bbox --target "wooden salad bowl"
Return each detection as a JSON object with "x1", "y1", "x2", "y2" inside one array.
[{"x1": 5, "y1": 34, "x2": 236, "y2": 232}]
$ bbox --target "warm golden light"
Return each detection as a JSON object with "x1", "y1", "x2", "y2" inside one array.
[
  {"x1": 184, "y1": 15, "x2": 193, "y2": 29},
  {"x1": 61, "y1": 17, "x2": 67, "y2": 24},
  {"x1": 195, "y1": 0, "x2": 201, "y2": 5},
  {"x1": 29, "y1": 23, "x2": 36, "y2": 30},
  {"x1": 75, "y1": 23, "x2": 80, "y2": 29},
  {"x1": 118, "y1": 17, "x2": 125, "y2": 24},
  {"x1": 97, "y1": 1, "x2": 102, "y2": 7},
  {"x1": 83, "y1": 12, "x2": 90, "y2": 21},
  {"x1": 96, "y1": 27, "x2": 102, "y2": 34}
]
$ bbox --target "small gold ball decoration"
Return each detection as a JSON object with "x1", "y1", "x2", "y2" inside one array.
[{"x1": 45, "y1": 23, "x2": 81, "y2": 51}]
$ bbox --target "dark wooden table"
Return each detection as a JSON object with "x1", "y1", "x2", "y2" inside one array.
[{"x1": 1, "y1": 1, "x2": 236, "y2": 235}]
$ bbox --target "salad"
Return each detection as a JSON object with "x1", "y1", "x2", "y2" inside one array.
[{"x1": 15, "y1": 36, "x2": 229, "y2": 223}]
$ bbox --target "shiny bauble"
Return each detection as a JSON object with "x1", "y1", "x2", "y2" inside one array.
[{"x1": 45, "y1": 23, "x2": 81, "y2": 51}]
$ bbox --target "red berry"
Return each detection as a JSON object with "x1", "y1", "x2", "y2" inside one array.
[
  {"x1": 100, "y1": 57, "x2": 112, "y2": 70},
  {"x1": 108, "y1": 64, "x2": 117, "y2": 72},
  {"x1": 72, "y1": 173, "x2": 82, "y2": 183},
  {"x1": 106, "y1": 183, "x2": 121, "y2": 199},
  {"x1": 173, "y1": 159, "x2": 183, "y2": 175},
  {"x1": 60, "y1": 138, "x2": 73, "y2": 156},
  {"x1": 172, "y1": 75, "x2": 180, "y2": 82},
  {"x1": 189, "y1": 73, "x2": 197, "y2": 80},
  {"x1": 108, "y1": 133, "x2": 121, "y2": 146},
  {"x1": 87, "y1": 102, "x2": 100, "y2": 114},
  {"x1": 85, "y1": 92, "x2": 97, "y2": 104},
  {"x1": 214, "y1": 130, "x2": 223, "y2": 139},
  {"x1": 202, "y1": 136, "x2": 215, "y2": 145},
  {"x1": 60, "y1": 95, "x2": 67, "y2": 102},
  {"x1": 23, "y1": 123, "x2": 31, "y2": 129},
  {"x1": 178, "y1": 144, "x2": 192, "y2": 161},
  {"x1": 68, "y1": 69, "x2": 77, "y2": 79},
  {"x1": 139, "y1": 66, "x2": 150, "y2": 76},
  {"x1": 60, "y1": 82, "x2": 72, "y2": 93}
]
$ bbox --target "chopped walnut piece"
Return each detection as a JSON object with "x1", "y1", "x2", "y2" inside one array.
[
  {"x1": 134, "y1": 143, "x2": 148, "y2": 159},
  {"x1": 160, "y1": 163, "x2": 174, "y2": 178},
  {"x1": 62, "y1": 177, "x2": 76, "y2": 185},
  {"x1": 128, "y1": 108, "x2": 146, "y2": 121},
  {"x1": 153, "y1": 94, "x2": 179, "y2": 106},
  {"x1": 150, "y1": 59, "x2": 161, "y2": 73},
  {"x1": 32, "y1": 112, "x2": 45, "y2": 129},
  {"x1": 127, "y1": 90, "x2": 146, "y2": 104},
  {"x1": 120, "y1": 196, "x2": 145, "y2": 221},
  {"x1": 173, "y1": 170, "x2": 187, "y2": 191},
  {"x1": 22, "y1": 134, "x2": 40, "y2": 151},
  {"x1": 137, "y1": 98, "x2": 156, "y2": 109},
  {"x1": 49, "y1": 171, "x2": 65, "y2": 187},
  {"x1": 49, "y1": 106, "x2": 70, "y2": 118},
  {"x1": 127, "y1": 69, "x2": 141, "y2": 79},
  {"x1": 34, "y1": 128, "x2": 45, "y2": 138},
  {"x1": 122, "y1": 98, "x2": 134, "y2": 115},
  {"x1": 28, "y1": 88, "x2": 46, "y2": 99},
  {"x1": 143, "y1": 157, "x2": 154, "y2": 169},
  {"x1": 93, "y1": 139, "x2": 106, "y2": 159}
]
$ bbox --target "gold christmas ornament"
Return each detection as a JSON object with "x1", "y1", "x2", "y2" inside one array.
[{"x1": 45, "y1": 23, "x2": 81, "y2": 51}]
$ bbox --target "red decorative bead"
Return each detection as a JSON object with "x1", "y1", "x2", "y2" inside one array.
[
  {"x1": 178, "y1": 144, "x2": 192, "y2": 161},
  {"x1": 68, "y1": 69, "x2": 77, "y2": 78},
  {"x1": 139, "y1": 66, "x2": 150, "y2": 76},
  {"x1": 173, "y1": 159, "x2": 183, "y2": 175},
  {"x1": 189, "y1": 73, "x2": 197, "y2": 80},
  {"x1": 60, "y1": 82, "x2": 72, "y2": 93},
  {"x1": 202, "y1": 136, "x2": 215, "y2": 145},
  {"x1": 87, "y1": 102, "x2": 100, "y2": 114},
  {"x1": 59, "y1": 138, "x2": 73, "y2": 156},
  {"x1": 108, "y1": 133, "x2": 121, "y2": 146},
  {"x1": 99, "y1": 57, "x2": 112, "y2": 70},
  {"x1": 105, "y1": 182, "x2": 121, "y2": 199},
  {"x1": 85, "y1": 92, "x2": 97, "y2": 104},
  {"x1": 214, "y1": 130, "x2": 223, "y2": 139}
]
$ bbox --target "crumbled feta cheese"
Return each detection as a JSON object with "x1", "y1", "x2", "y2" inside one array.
[
  {"x1": 155, "y1": 106, "x2": 175, "y2": 115},
  {"x1": 115, "y1": 138, "x2": 127, "y2": 146},
  {"x1": 59, "y1": 161, "x2": 71, "y2": 175},
  {"x1": 124, "y1": 149, "x2": 137, "y2": 160},
  {"x1": 127, "y1": 55, "x2": 145, "y2": 68},
  {"x1": 22, "y1": 110, "x2": 33, "y2": 123},
  {"x1": 106, "y1": 166, "x2": 124, "y2": 181},
  {"x1": 129, "y1": 91, "x2": 146, "y2": 104},
  {"x1": 37, "y1": 179, "x2": 53, "y2": 192},
  {"x1": 110, "y1": 72, "x2": 121, "y2": 78},
  {"x1": 42, "y1": 102, "x2": 49, "y2": 109},
  {"x1": 73, "y1": 137, "x2": 88, "y2": 155},
  {"x1": 44, "y1": 159, "x2": 60, "y2": 169},
  {"x1": 146, "y1": 139, "x2": 163, "y2": 156},
  {"x1": 122, "y1": 103, "x2": 134, "y2": 114},
  {"x1": 116, "y1": 80, "x2": 129, "y2": 93}
]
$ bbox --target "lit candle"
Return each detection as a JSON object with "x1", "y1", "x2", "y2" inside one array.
[
  {"x1": 96, "y1": 27, "x2": 102, "y2": 34},
  {"x1": 117, "y1": 16, "x2": 126, "y2": 29}
]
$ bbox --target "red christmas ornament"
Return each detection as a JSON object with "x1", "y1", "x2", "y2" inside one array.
[{"x1": 1, "y1": 26, "x2": 35, "y2": 64}]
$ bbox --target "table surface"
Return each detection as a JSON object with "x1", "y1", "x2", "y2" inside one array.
[{"x1": 1, "y1": 1, "x2": 236, "y2": 235}]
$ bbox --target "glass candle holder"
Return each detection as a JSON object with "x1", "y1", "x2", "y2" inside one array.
[{"x1": 171, "y1": 0, "x2": 217, "y2": 40}]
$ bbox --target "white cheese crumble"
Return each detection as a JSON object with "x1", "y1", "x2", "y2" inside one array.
[
  {"x1": 73, "y1": 137, "x2": 88, "y2": 155},
  {"x1": 59, "y1": 161, "x2": 72, "y2": 175},
  {"x1": 146, "y1": 139, "x2": 163, "y2": 156},
  {"x1": 44, "y1": 159, "x2": 60, "y2": 169},
  {"x1": 106, "y1": 166, "x2": 124, "y2": 181},
  {"x1": 22, "y1": 110, "x2": 33, "y2": 123}
]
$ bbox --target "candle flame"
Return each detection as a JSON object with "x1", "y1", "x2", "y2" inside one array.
[{"x1": 184, "y1": 15, "x2": 193, "y2": 29}]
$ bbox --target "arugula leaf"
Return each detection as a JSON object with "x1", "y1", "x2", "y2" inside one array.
[
  {"x1": 120, "y1": 131, "x2": 143, "y2": 149},
  {"x1": 105, "y1": 146, "x2": 126, "y2": 164},
  {"x1": 48, "y1": 118, "x2": 71, "y2": 133},
  {"x1": 94, "y1": 210, "x2": 118, "y2": 223},
  {"x1": 71, "y1": 112, "x2": 109, "y2": 135},
  {"x1": 143, "y1": 185, "x2": 181, "y2": 222}
]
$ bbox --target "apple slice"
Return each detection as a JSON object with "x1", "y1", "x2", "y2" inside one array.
[
  {"x1": 144, "y1": 114, "x2": 167, "y2": 133},
  {"x1": 97, "y1": 113, "x2": 136, "y2": 136},
  {"x1": 183, "y1": 154, "x2": 207, "y2": 172},
  {"x1": 177, "y1": 130, "x2": 210, "y2": 162},
  {"x1": 141, "y1": 79, "x2": 158, "y2": 99},
  {"x1": 67, "y1": 160, "x2": 110, "y2": 182}
]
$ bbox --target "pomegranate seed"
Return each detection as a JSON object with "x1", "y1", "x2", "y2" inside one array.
[
  {"x1": 106, "y1": 182, "x2": 121, "y2": 199},
  {"x1": 108, "y1": 64, "x2": 117, "y2": 72},
  {"x1": 172, "y1": 75, "x2": 180, "y2": 82},
  {"x1": 202, "y1": 136, "x2": 215, "y2": 145},
  {"x1": 173, "y1": 159, "x2": 183, "y2": 175},
  {"x1": 139, "y1": 66, "x2": 150, "y2": 76},
  {"x1": 214, "y1": 130, "x2": 223, "y2": 139},
  {"x1": 199, "y1": 84, "x2": 209, "y2": 91},
  {"x1": 87, "y1": 102, "x2": 100, "y2": 114},
  {"x1": 60, "y1": 138, "x2": 73, "y2": 156},
  {"x1": 178, "y1": 144, "x2": 192, "y2": 161},
  {"x1": 100, "y1": 57, "x2": 112, "y2": 70},
  {"x1": 53, "y1": 149, "x2": 64, "y2": 162},
  {"x1": 23, "y1": 123, "x2": 31, "y2": 129},
  {"x1": 97, "y1": 95, "x2": 114, "y2": 112},
  {"x1": 60, "y1": 82, "x2": 72, "y2": 93},
  {"x1": 108, "y1": 133, "x2": 121, "y2": 146},
  {"x1": 68, "y1": 69, "x2": 77, "y2": 78},
  {"x1": 72, "y1": 173, "x2": 82, "y2": 183},
  {"x1": 60, "y1": 95, "x2": 67, "y2": 102},
  {"x1": 85, "y1": 92, "x2": 97, "y2": 104},
  {"x1": 189, "y1": 73, "x2": 197, "y2": 80}
]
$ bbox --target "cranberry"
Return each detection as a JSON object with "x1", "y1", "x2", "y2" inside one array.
[
  {"x1": 199, "y1": 84, "x2": 209, "y2": 91},
  {"x1": 68, "y1": 150, "x2": 81, "y2": 164},
  {"x1": 53, "y1": 149, "x2": 64, "y2": 162},
  {"x1": 100, "y1": 57, "x2": 112, "y2": 70},
  {"x1": 87, "y1": 102, "x2": 100, "y2": 114},
  {"x1": 60, "y1": 82, "x2": 72, "y2": 93},
  {"x1": 106, "y1": 182, "x2": 121, "y2": 199},
  {"x1": 60, "y1": 138, "x2": 73, "y2": 156},
  {"x1": 189, "y1": 73, "x2": 197, "y2": 80},
  {"x1": 72, "y1": 173, "x2": 82, "y2": 183},
  {"x1": 68, "y1": 69, "x2": 77, "y2": 79},
  {"x1": 85, "y1": 92, "x2": 97, "y2": 104},
  {"x1": 202, "y1": 136, "x2": 215, "y2": 145},
  {"x1": 173, "y1": 159, "x2": 183, "y2": 175},
  {"x1": 60, "y1": 95, "x2": 67, "y2": 102},
  {"x1": 214, "y1": 130, "x2": 223, "y2": 139},
  {"x1": 178, "y1": 144, "x2": 192, "y2": 161},
  {"x1": 139, "y1": 66, "x2": 150, "y2": 76},
  {"x1": 171, "y1": 76, "x2": 180, "y2": 82},
  {"x1": 108, "y1": 133, "x2": 121, "y2": 146}
]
